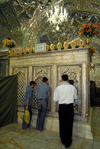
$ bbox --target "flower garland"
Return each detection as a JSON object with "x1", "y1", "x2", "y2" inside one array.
[
  {"x1": 78, "y1": 23, "x2": 99, "y2": 37},
  {"x1": 3, "y1": 37, "x2": 17, "y2": 48}
]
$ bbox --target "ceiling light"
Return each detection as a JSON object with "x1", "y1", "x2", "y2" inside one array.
[
  {"x1": 56, "y1": 25, "x2": 59, "y2": 30},
  {"x1": 47, "y1": 5, "x2": 68, "y2": 25}
]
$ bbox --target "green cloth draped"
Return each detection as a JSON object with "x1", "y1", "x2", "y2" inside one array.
[
  {"x1": 90, "y1": 81, "x2": 96, "y2": 107},
  {"x1": 0, "y1": 75, "x2": 17, "y2": 127}
]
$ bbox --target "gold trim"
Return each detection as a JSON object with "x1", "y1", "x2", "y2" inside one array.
[
  {"x1": 85, "y1": 35, "x2": 90, "y2": 47},
  {"x1": 50, "y1": 44, "x2": 55, "y2": 51},
  {"x1": 8, "y1": 49, "x2": 13, "y2": 56},
  {"x1": 19, "y1": 48, "x2": 22, "y2": 54},
  {"x1": 46, "y1": 44, "x2": 49, "y2": 51},
  {"x1": 14, "y1": 49, "x2": 18, "y2": 55},
  {"x1": 57, "y1": 42, "x2": 62, "y2": 50},
  {"x1": 78, "y1": 39, "x2": 84, "y2": 47},
  {"x1": 64, "y1": 41, "x2": 69, "y2": 49},
  {"x1": 71, "y1": 40, "x2": 76, "y2": 49},
  {"x1": 23, "y1": 47, "x2": 27, "y2": 54},
  {"x1": 28, "y1": 46, "x2": 32, "y2": 53}
]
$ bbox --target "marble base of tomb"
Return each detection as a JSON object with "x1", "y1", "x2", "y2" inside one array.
[
  {"x1": 9, "y1": 47, "x2": 93, "y2": 139},
  {"x1": 17, "y1": 106, "x2": 93, "y2": 140}
]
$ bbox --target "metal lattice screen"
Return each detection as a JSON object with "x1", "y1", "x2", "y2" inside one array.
[
  {"x1": 17, "y1": 70, "x2": 51, "y2": 111},
  {"x1": 56, "y1": 66, "x2": 81, "y2": 113},
  {"x1": 63, "y1": 70, "x2": 80, "y2": 113},
  {"x1": 32, "y1": 77, "x2": 43, "y2": 109},
  {"x1": 32, "y1": 70, "x2": 51, "y2": 111},
  {"x1": 17, "y1": 72, "x2": 26, "y2": 106}
]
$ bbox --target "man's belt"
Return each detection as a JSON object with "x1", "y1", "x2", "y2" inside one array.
[
  {"x1": 60, "y1": 103, "x2": 73, "y2": 105},
  {"x1": 38, "y1": 98, "x2": 47, "y2": 100}
]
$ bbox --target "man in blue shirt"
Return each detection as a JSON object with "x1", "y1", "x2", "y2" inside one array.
[
  {"x1": 22, "y1": 76, "x2": 41, "y2": 130},
  {"x1": 35, "y1": 77, "x2": 50, "y2": 132}
]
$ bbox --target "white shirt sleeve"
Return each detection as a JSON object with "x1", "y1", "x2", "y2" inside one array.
[
  {"x1": 53, "y1": 87, "x2": 59, "y2": 102},
  {"x1": 73, "y1": 87, "x2": 77, "y2": 100}
]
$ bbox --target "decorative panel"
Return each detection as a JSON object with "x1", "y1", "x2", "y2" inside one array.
[
  {"x1": 95, "y1": 66, "x2": 100, "y2": 88},
  {"x1": 0, "y1": 59, "x2": 9, "y2": 77},
  {"x1": 90, "y1": 68, "x2": 95, "y2": 82},
  {"x1": 13, "y1": 68, "x2": 28, "y2": 106},
  {"x1": 32, "y1": 67, "x2": 51, "y2": 111},
  {"x1": 94, "y1": 66, "x2": 100, "y2": 98},
  {"x1": 90, "y1": 65, "x2": 100, "y2": 98},
  {"x1": 57, "y1": 65, "x2": 82, "y2": 115}
]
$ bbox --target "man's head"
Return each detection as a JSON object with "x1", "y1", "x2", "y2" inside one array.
[
  {"x1": 30, "y1": 81, "x2": 36, "y2": 88},
  {"x1": 61, "y1": 74, "x2": 68, "y2": 82},
  {"x1": 69, "y1": 80, "x2": 74, "y2": 85},
  {"x1": 43, "y1": 77, "x2": 48, "y2": 83}
]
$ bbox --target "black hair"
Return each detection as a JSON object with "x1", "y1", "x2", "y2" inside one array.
[
  {"x1": 30, "y1": 81, "x2": 36, "y2": 86},
  {"x1": 43, "y1": 77, "x2": 48, "y2": 82},
  {"x1": 61, "y1": 74, "x2": 68, "y2": 81},
  {"x1": 69, "y1": 80, "x2": 74, "y2": 85}
]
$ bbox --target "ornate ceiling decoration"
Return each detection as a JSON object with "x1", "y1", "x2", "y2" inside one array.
[{"x1": 0, "y1": 0, "x2": 100, "y2": 53}]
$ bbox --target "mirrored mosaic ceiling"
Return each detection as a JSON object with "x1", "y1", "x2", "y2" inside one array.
[{"x1": 0, "y1": 0, "x2": 100, "y2": 54}]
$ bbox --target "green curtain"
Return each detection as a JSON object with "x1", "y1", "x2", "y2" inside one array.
[
  {"x1": 0, "y1": 75, "x2": 17, "y2": 127},
  {"x1": 90, "y1": 81, "x2": 96, "y2": 107}
]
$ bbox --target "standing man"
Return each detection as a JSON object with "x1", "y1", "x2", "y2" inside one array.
[
  {"x1": 53, "y1": 74, "x2": 77, "y2": 149},
  {"x1": 35, "y1": 77, "x2": 50, "y2": 132},
  {"x1": 22, "y1": 76, "x2": 41, "y2": 130}
]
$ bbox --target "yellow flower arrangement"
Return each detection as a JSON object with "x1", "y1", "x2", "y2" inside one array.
[{"x1": 3, "y1": 37, "x2": 17, "y2": 48}]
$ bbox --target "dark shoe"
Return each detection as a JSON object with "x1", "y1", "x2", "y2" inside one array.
[
  {"x1": 65, "y1": 143, "x2": 72, "y2": 149},
  {"x1": 60, "y1": 140, "x2": 65, "y2": 146},
  {"x1": 29, "y1": 124, "x2": 32, "y2": 128},
  {"x1": 26, "y1": 127, "x2": 30, "y2": 130}
]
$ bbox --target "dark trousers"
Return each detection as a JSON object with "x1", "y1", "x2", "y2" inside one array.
[
  {"x1": 22, "y1": 105, "x2": 32, "y2": 130},
  {"x1": 36, "y1": 99, "x2": 47, "y2": 131},
  {"x1": 59, "y1": 103, "x2": 74, "y2": 148}
]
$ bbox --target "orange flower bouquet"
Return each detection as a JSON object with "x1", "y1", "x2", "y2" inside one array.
[
  {"x1": 91, "y1": 47, "x2": 96, "y2": 55},
  {"x1": 78, "y1": 23, "x2": 99, "y2": 37}
]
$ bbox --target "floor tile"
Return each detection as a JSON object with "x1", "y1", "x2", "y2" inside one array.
[
  {"x1": 0, "y1": 107, "x2": 100, "y2": 149},
  {"x1": 93, "y1": 141, "x2": 100, "y2": 149},
  {"x1": 46, "y1": 142, "x2": 65, "y2": 149},
  {"x1": 82, "y1": 139, "x2": 93, "y2": 149},
  {"x1": 70, "y1": 137, "x2": 84, "y2": 149}
]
